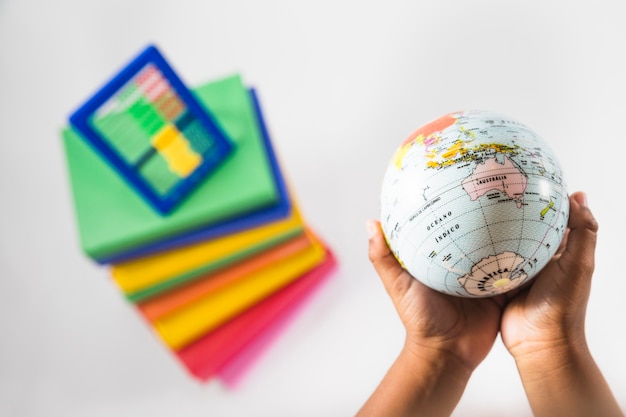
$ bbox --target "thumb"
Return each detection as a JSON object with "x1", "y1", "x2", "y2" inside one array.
[{"x1": 367, "y1": 220, "x2": 413, "y2": 298}]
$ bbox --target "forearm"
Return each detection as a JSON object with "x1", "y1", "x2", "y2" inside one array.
[
  {"x1": 355, "y1": 343, "x2": 472, "y2": 417},
  {"x1": 515, "y1": 341, "x2": 624, "y2": 417}
]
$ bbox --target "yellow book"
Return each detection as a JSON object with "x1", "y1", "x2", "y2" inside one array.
[
  {"x1": 111, "y1": 206, "x2": 305, "y2": 295},
  {"x1": 152, "y1": 230, "x2": 326, "y2": 350}
]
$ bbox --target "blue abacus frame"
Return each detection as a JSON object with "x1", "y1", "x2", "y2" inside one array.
[{"x1": 69, "y1": 45, "x2": 233, "y2": 215}]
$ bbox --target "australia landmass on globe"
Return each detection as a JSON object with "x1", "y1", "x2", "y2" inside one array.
[{"x1": 461, "y1": 155, "x2": 528, "y2": 208}]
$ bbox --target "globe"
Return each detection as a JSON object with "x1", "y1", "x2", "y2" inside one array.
[{"x1": 379, "y1": 110, "x2": 569, "y2": 298}]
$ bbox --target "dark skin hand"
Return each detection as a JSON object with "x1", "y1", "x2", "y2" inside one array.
[{"x1": 356, "y1": 192, "x2": 624, "y2": 417}]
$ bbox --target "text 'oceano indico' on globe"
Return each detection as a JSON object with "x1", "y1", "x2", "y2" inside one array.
[{"x1": 379, "y1": 110, "x2": 570, "y2": 298}]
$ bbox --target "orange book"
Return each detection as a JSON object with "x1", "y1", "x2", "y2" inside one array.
[
  {"x1": 152, "y1": 230, "x2": 326, "y2": 350},
  {"x1": 138, "y1": 233, "x2": 312, "y2": 321}
]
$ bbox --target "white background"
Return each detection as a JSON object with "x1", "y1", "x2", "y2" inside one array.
[{"x1": 1, "y1": 1, "x2": 625, "y2": 416}]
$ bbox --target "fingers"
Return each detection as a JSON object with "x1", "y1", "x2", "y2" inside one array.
[
  {"x1": 560, "y1": 192, "x2": 598, "y2": 277},
  {"x1": 367, "y1": 219, "x2": 413, "y2": 297}
]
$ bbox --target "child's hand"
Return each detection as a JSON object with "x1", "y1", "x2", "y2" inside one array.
[
  {"x1": 500, "y1": 192, "x2": 623, "y2": 417},
  {"x1": 500, "y1": 191, "x2": 597, "y2": 359},
  {"x1": 367, "y1": 219, "x2": 503, "y2": 371},
  {"x1": 358, "y1": 220, "x2": 505, "y2": 416}
]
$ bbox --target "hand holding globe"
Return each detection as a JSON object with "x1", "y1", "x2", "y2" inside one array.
[
  {"x1": 356, "y1": 112, "x2": 623, "y2": 417},
  {"x1": 360, "y1": 192, "x2": 624, "y2": 417}
]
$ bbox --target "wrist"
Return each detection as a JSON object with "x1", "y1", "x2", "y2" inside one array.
[
  {"x1": 510, "y1": 336, "x2": 624, "y2": 417},
  {"x1": 512, "y1": 336, "x2": 591, "y2": 381},
  {"x1": 403, "y1": 330, "x2": 484, "y2": 374},
  {"x1": 505, "y1": 320, "x2": 588, "y2": 364},
  {"x1": 366, "y1": 342, "x2": 473, "y2": 417},
  {"x1": 356, "y1": 343, "x2": 474, "y2": 417},
  {"x1": 400, "y1": 338, "x2": 474, "y2": 386}
]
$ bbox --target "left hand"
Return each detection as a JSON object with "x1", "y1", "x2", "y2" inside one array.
[{"x1": 367, "y1": 219, "x2": 505, "y2": 371}]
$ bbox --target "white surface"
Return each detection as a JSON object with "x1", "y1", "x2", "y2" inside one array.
[{"x1": 1, "y1": 1, "x2": 625, "y2": 416}]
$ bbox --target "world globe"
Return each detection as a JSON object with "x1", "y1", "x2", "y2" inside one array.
[{"x1": 379, "y1": 110, "x2": 569, "y2": 297}]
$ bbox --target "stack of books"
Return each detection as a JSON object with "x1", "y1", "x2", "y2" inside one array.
[{"x1": 61, "y1": 48, "x2": 337, "y2": 385}]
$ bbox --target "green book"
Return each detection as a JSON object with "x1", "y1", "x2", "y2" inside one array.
[{"x1": 62, "y1": 75, "x2": 279, "y2": 261}]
